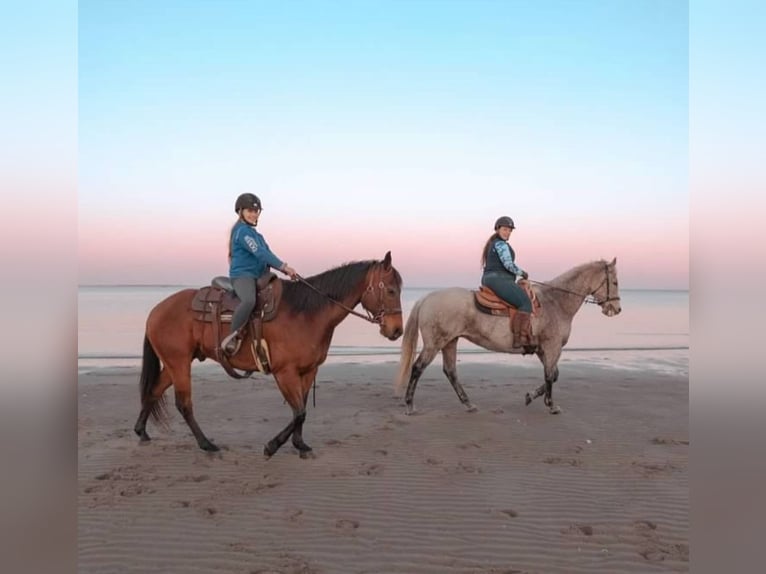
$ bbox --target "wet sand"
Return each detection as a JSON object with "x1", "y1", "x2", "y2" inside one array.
[{"x1": 78, "y1": 359, "x2": 688, "y2": 573}]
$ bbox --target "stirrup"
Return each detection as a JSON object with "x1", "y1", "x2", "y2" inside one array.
[{"x1": 221, "y1": 332, "x2": 242, "y2": 356}]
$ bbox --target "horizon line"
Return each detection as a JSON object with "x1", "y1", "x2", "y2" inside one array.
[{"x1": 78, "y1": 283, "x2": 690, "y2": 292}]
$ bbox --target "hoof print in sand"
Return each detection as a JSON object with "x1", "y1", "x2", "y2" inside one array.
[
  {"x1": 543, "y1": 456, "x2": 582, "y2": 467},
  {"x1": 634, "y1": 520, "x2": 688, "y2": 562},
  {"x1": 561, "y1": 523, "x2": 595, "y2": 537},
  {"x1": 631, "y1": 460, "x2": 680, "y2": 477},
  {"x1": 358, "y1": 463, "x2": 384, "y2": 476},
  {"x1": 336, "y1": 518, "x2": 360, "y2": 533},
  {"x1": 651, "y1": 437, "x2": 689, "y2": 446}
]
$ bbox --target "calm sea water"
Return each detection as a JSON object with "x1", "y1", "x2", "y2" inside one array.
[{"x1": 78, "y1": 285, "x2": 688, "y2": 373}]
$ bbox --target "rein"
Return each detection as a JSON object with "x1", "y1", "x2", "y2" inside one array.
[
  {"x1": 294, "y1": 274, "x2": 401, "y2": 324},
  {"x1": 529, "y1": 263, "x2": 620, "y2": 307}
]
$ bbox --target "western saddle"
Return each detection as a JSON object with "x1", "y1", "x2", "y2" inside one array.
[
  {"x1": 190, "y1": 272, "x2": 283, "y2": 378},
  {"x1": 473, "y1": 280, "x2": 541, "y2": 355}
]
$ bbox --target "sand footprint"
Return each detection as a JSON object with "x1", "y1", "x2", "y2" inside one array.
[
  {"x1": 358, "y1": 463, "x2": 384, "y2": 476},
  {"x1": 650, "y1": 437, "x2": 689, "y2": 446},
  {"x1": 633, "y1": 520, "x2": 689, "y2": 562},
  {"x1": 336, "y1": 518, "x2": 360, "y2": 533},
  {"x1": 560, "y1": 523, "x2": 595, "y2": 537},
  {"x1": 543, "y1": 456, "x2": 582, "y2": 467},
  {"x1": 631, "y1": 460, "x2": 680, "y2": 477}
]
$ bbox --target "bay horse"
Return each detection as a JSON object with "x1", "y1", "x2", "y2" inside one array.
[
  {"x1": 134, "y1": 251, "x2": 403, "y2": 457},
  {"x1": 394, "y1": 258, "x2": 621, "y2": 415}
]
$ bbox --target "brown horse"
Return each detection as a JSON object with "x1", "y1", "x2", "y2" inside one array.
[{"x1": 134, "y1": 251, "x2": 404, "y2": 457}]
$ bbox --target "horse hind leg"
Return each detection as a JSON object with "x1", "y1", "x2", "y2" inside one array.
[
  {"x1": 442, "y1": 338, "x2": 476, "y2": 412},
  {"x1": 134, "y1": 367, "x2": 173, "y2": 442},
  {"x1": 404, "y1": 345, "x2": 440, "y2": 415},
  {"x1": 170, "y1": 361, "x2": 219, "y2": 452}
]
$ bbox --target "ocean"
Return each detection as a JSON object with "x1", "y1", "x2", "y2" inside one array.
[{"x1": 78, "y1": 285, "x2": 688, "y2": 375}]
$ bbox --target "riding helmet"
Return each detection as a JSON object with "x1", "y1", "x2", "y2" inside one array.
[
  {"x1": 494, "y1": 216, "x2": 515, "y2": 230},
  {"x1": 235, "y1": 193, "x2": 262, "y2": 214}
]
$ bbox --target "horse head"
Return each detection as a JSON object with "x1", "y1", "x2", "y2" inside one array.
[
  {"x1": 593, "y1": 257, "x2": 622, "y2": 317},
  {"x1": 360, "y1": 251, "x2": 404, "y2": 340}
]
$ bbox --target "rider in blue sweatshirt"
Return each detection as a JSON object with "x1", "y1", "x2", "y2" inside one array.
[{"x1": 221, "y1": 193, "x2": 298, "y2": 355}]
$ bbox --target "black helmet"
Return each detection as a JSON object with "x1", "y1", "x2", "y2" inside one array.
[
  {"x1": 235, "y1": 193, "x2": 262, "y2": 214},
  {"x1": 494, "y1": 216, "x2": 515, "y2": 230}
]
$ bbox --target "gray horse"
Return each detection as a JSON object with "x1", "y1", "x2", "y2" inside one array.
[{"x1": 394, "y1": 258, "x2": 622, "y2": 414}]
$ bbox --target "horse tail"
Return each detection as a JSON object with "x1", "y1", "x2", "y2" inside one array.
[
  {"x1": 139, "y1": 335, "x2": 168, "y2": 424},
  {"x1": 394, "y1": 298, "x2": 423, "y2": 397}
]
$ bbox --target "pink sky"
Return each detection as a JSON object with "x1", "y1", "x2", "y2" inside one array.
[{"x1": 79, "y1": 215, "x2": 688, "y2": 289}]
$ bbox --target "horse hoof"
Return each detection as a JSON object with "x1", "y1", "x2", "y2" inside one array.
[
  {"x1": 201, "y1": 442, "x2": 220, "y2": 452},
  {"x1": 525, "y1": 393, "x2": 532, "y2": 406},
  {"x1": 405, "y1": 404, "x2": 416, "y2": 416},
  {"x1": 299, "y1": 450, "x2": 315, "y2": 459},
  {"x1": 264, "y1": 441, "x2": 278, "y2": 457},
  {"x1": 549, "y1": 406, "x2": 562, "y2": 415},
  {"x1": 465, "y1": 404, "x2": 478, "y2": 413}
]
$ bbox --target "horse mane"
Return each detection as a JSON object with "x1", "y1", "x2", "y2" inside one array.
[
  {"x1": 547, "y1": 259, "x2": 608, "y2": 288},
  {"x1": 281, "y1": 260, "x2": 402, "y2": 317}
]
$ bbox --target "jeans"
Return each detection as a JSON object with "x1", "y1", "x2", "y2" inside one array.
[
  {"x1": 481, "y1": 272, "x2": 532, "y2": 312},
  {"x1": 230, "y1": 276, "x2": 257, "y2": 333}
]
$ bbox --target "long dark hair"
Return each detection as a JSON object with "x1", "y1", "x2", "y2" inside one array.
[
  {"x1": 480, "y1": 232, "x2": 501, "y2": 269},
  {"x1": 228, "y1": 216, "x2": 245, "y2": 262}
]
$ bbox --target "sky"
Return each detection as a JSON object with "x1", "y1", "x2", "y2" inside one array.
[{"x1": 78, "y1": 0, "x2": 689, "y2": 289}]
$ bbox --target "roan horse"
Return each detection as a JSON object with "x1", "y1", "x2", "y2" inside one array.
[
  {"x1": 394, "y1": 258, "x2": 621, "y2": 414},
  {"x1": 135, "y1": 252, "x2": 403, "y2": 457}
]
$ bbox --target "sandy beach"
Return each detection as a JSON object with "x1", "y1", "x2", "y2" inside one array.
[{"x1": 78, "y1": 359, "x2": 688, "y2": 573}]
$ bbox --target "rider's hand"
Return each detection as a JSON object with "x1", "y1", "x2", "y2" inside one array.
[
  {"x1": 521, "y1": 271, "x2": 529, "y2": 280},
  {"x1": 282, "y1": 264, "x2": 298, "y2": 280}
]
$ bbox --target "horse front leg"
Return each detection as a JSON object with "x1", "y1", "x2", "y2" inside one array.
[
  {"x1": 442, "y1": 339, "x2": 476, "y2": 412},
  {"x1": 543, "y1": 364, "x2": 561, "y2": 414},
  {"x1": 265, "y1": 371, "x2": 309, "y2": 458},
  {"x1": 264, "y1": 415, "x2": 298, "y2": 458},
  {"x1": 290, "y1": 371, "x2": 317, "y2": 458},
  {"x1": 525, "y1": 345, "x2": 562, "y2": 414}
]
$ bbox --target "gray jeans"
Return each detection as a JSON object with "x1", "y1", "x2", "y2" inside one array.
[{"x1": 230, "y1": 276, "x2": 257, "y2": 333}]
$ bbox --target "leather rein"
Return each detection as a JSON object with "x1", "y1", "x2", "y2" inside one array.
[
  {"x1": 295, "y1": 272, "x2": 402, "y2": 324},
  {"x1": 529, "y1": 263, "x2": 621, "y2": 307}
]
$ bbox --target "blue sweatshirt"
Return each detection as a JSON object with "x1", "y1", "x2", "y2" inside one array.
[{"x1": 229, "y1": 221, "x2": 285, "y2": 278}]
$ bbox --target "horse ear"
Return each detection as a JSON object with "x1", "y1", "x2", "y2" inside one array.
[
  {"x1": 382, "y1": 251, "x2": 392, "y2": 270},
  {"x1": 610, "y1": 257, "x2": 617, "y2": 266}
]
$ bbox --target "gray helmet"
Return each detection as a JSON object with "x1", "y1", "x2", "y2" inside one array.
[
  {"x1": 235, "y1": 193, "x2": 262, "y2": 213},
  {"x1": 494, "y1": 216, "x2": 515, "y2": 230}
]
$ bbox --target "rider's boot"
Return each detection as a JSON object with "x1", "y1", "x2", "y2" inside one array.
[
  {"x1": 221, "y1": 329, "x2": 242, "y2": 356},
  {"x1": 511, "y1": 311, "x2": 525, "y2": 348},
  {"x1": 512, "y1": 311, "x2": 535, "y2": 350}
]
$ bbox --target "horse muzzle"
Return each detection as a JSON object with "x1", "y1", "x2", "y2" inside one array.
[
  {"x1": 379, "y1": 315, "x2": 404, "y2": 340},
  {"x1": 602, "y1": 301, "x2": 622, "y2": 317}
]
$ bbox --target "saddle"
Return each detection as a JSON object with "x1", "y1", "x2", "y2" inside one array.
[
  {"x1": 190, "y1": 272, "x2": 283, "y2": 377},
  {"x1": 473, "y1": 280, "x2": 540, "y2": 317},
  {"x1": 473, "y1": 280, "x2": 541, "y2": 355}
]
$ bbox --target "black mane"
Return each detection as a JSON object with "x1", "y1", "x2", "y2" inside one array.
[{"x1": 281, "y1": 260, "x2": 401, "y2": 317}]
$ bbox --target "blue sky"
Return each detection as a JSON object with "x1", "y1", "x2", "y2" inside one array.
[{"x1": 77, "y1": 0, "x2": 689, "y2": 288}]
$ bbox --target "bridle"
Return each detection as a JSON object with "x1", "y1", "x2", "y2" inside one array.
[
  {"x1": 295, "y1": 267, "x2": 402, "y2": 324},
  {"x1": 530, "y1": 263, "x2": 620, "y2": 307}
]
